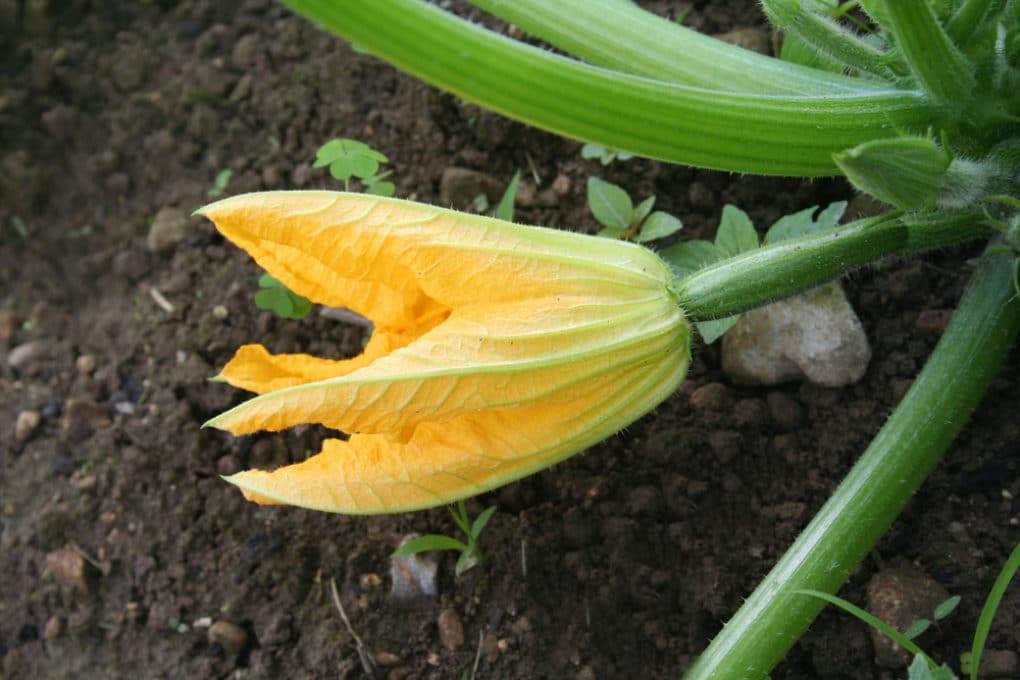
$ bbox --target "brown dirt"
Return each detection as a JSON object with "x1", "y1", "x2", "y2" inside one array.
[{"x1": 2, "y1": 1, "x2": 1018, "y2": 678}]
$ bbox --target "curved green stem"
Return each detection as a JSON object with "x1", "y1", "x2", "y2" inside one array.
[
  {"x1": 468, "y1": 0, "x2": 881, "y2": 94},
  {"x1": 282, "y1": 0, "x2": 936, "y2": 176},
  {"x1": 684, "y1": 246, "x2": 1020, "y2": 679},
  {"x1": 879, "y1": 0, "x2": 976, "y2": 106},
  {"x1": 676, "y1": 210, "x2": 988, "y2": 321}
]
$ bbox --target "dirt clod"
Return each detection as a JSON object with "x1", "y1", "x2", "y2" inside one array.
[{"x1": 437, "y1": 608, "x2": 465, "y2": 651}]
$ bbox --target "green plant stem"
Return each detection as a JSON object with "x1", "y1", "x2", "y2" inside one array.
[
  {"x1": 947, "y1": 0, "x2": 994, "y2": 44},
  {"x1": 282, "y1": 0, "x2": 935, "y2": 177},
  {"x1": 684, "y1": 246, "x2": 1020, "y2": 679},
  {"x1": 676, "y1": 210, "x2": 987, "y2": 321},
  {"x1": 879, "y1": 0, "x2": 976, "y2": 106},
  {"x1": 467, "y1": 0, "x2": 879, "y2": 94}
]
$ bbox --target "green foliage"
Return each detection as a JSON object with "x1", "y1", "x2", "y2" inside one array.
[
  {"x1": 586, "y1": 177, "x2": 683, "y2": 242},
  {"x1": 207, "y1": 169, "x2": 233, "y2": 198},
  {"x1": 661, "y1": 201, "x2": 847, "y2": 343},
  {"x1": 495, "y1": 170, "x2": 521, "y2": 221},
  {"x1": 314, "y1": 138, "x2": 395, "y2": 195},
  {"x1": 254, "y1": 273, "x2": 312, "y2": 320},
  {"x1": 391, "y1": 501, "x2": 497, "y2": 577},
  {"x1": 800, "y1": 543, "x2": 1020, "y2": 680},
  {"x1": 581, "y1": 143, "x2": 633, "y2": 166}
]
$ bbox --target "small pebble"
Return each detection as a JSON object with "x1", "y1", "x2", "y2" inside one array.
[
  {"x1": 437, "y1": 608, "x2": 465, "y2": 651},
  {"x1": 212, "y1": 304, "x2": 229, "y2": 320},
  {"x1": 15, "y1": 409, "x2": 41, "y2": 441},
  {"x1": 374, "y1": 651, "x2": 401, "y2": 667},
  {"x1": 75, "y1": 354, "x2": 96, "y2": 375},
  {"x1": 866, "y1": 568, "x2": 949, "y2": 668},
  {"x1": 360, "y1": 573, "x2": 382, "y2": 590},
  {"x1": 688, "y1": 382, "x2": 730, "y2": 411},
  {"x1": 551, "y1": 173, "x2": 571, "y2": 196},
  {"x1": 146, "y1": 207, "x2": 192, "y2": 253},
  {"x1": 43, "y1": 546, "x2": 90, "y2": 593},
  {"x1": 208, "y1": 620, "x2": 249, "y2": 657},
  {"x1": 8, "y1": 340, "x2": 55, "y2": 373},
  {"x1": 43, "y1": 616, "x2": 63, "y2": 640}
]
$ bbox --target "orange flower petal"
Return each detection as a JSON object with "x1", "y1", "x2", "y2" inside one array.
[
  {"x1": 206, "y1": 294, "x2": 684, "y2": 437},
  {"x1": 224, "y1": 339, "x2": 688, "y2": 513},
  {"x1": 217, "y1": 327, "x2": 419, "y2": 394},
  {"x1": 196, "y1": 192, "x2": 671, "y2": 329}
]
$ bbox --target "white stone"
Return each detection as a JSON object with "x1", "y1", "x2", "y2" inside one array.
[{"x1": 721, "y1": 282, "x2": 871, "y2": 387}]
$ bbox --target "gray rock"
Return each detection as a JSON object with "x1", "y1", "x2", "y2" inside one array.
[
  {"x1": 721, "y1": 282, "x2": 871, "y2": 387},
  {"x1": 147, "y1": 208, "x2": 191, "y2": 253},
  {"x1": 389, "y1": 535, "x2": 438, "y2": 602},
  {"x1": 8, "y1": 339, "x2": 56, "y2": 373}
]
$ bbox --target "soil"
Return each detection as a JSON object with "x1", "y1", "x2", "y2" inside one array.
[{"x1": 2, "y1": 1, "x2": 1018, "y2": 679}]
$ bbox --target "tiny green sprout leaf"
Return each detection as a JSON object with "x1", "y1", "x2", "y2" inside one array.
[
  {"x1": 454, "y1": 550, "x2": 478, "y2": 577},
  {"x1": 834, "y1": 136, "x2": 951, "y2": 210},
  {"x1": 472, "y1": 193, "x2": 490, "y2": 213},
  {"x1": 208, "y1": 169, "x2": 233, "y2": 198},
  {"x1": 764, "y1": 201, "x2": 847, "y2": 245},
  {"x1": 697, "y1": 315, "x2": 741, "y2": 344},
  {"x1": 632, "y1": 196, "x2": 656, "y2": 226},
  {"x1": 933, "y1": 595, "x2": 960, "y2": 621},
  {"x1": 659, "y1": 239, "x2": 720, "y2": 278},
  {"x1": 904, "y1": 618, "x2": 932, "y2": 640},
  {"x1": 636, "y1": 211, "x2": 684, "y2": 243},
  {"x1": 471, "y1": 505, "x2": 497, "y2": 537},
  {"x1": 715, "y1": 205, "x2": 759, "y2": 258},
  {"x1": 596, "y1": 226, "x2": 627, "y2": 239},
  {"x1": 907, "y1": 654, "x2": 956, "y2": 680},
  {"x1": 581, "y1": 143, "x2": 633, "y2": 166},
  {"x1": 581, "y1": 143, "x2": 605, "y2": 161},
  {"x1": 495, "y1": 170, "x2": 521, "y2": 222},
  {"x1": 315, "y1": 138, "x2": 389, "y2": 181},
  {"x1": 391, "y1": 534, "x2": 469, "y2": 557},
  {"x1": 330, "y1": 154, "x2": 379, "y2": 181},
  {"x1": 255, "y1": 273, "x2": 312, "y2": 320},
  {"x1": 364, "y1": 180, "x2": 396, "y2": 197},
  {"x1": 587, "y1": 177, "x2": 633, "y2": 229}
]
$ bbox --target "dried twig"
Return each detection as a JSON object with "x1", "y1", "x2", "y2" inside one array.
[{"x1": 329, "y1": 578, "x2": 378, "y2": 679}]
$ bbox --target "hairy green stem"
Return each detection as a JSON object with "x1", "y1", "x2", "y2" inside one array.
[
  {"x1": 467, "y1": 0, "x2": 880, "y2": 94},
  {"x1": 684, "y1": 246, "x2": 1020, "y2": 679},
  {"x1": 282, "y1": 0, "x2": 935, "y2": 176},
  {"x1": 676, "y1": 210, "x2": 988, "y2": 321},
  {"x1": 879, "y1": 0, "x2": 976, "y2": 106}
]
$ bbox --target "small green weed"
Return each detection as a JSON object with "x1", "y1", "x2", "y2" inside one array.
[
  {"x1": 587, "y1": 177, "x2": 683, "y2": 243},
  {"x1": 581, "y1": 143, "x2": 634, "y2": 166},
  {"x1": 798, "y1": 540, "x2": 1020, "y2": 679},
  {"x1": 207, "y1": 169, "x2": 233, "y2": 198},
  {"x1": 391, "y1": 501, "x2": 497, "y2": 577},
  {"x1": 314, "y1": 138, "x2": 395, "y2": 196},
  {"x1": 254, "y1": 273, "x2": 312, "y2": 320},
  {"x1": 660, "y1": 201, "x2": 847, "y2": 343}
]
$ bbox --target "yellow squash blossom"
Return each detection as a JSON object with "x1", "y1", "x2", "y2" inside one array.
[{"x1": 198, "y1": 191, "x2": 690, "y2": 514}]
